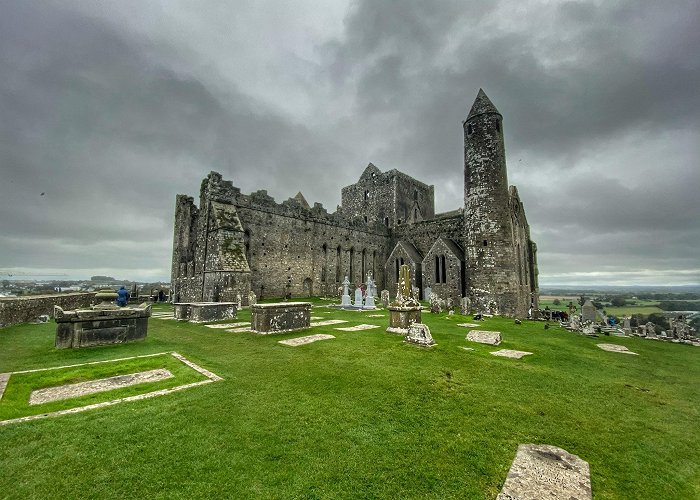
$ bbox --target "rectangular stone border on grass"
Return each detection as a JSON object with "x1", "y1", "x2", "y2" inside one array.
[
  {"x1": 0, "y1": 351, "x2": 223, "y2": 426},
  {"x1": 29, "y1": 368, "x2": 175, "y2": 406}
]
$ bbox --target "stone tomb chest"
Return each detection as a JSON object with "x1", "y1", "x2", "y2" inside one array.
[
  {"x1": 54, "y1": 303, "x2": 152, "y2": 349},
  {"x1": 173, "y1": 302, "x2": 237, "y2": 323},
  {"x1": 251, "y1": 302, "x2": 311, "y2": 334}
]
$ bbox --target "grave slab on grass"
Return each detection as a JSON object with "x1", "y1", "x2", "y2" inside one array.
[
  {"x1": 490, "y1": 349, "x2": 533, "y2": 359},
  {"x1": 457, "y1": 323, "x2": 481, "y2": 328},
  {"x1": 497, "y1": 444, "x2": 592, "y2": 500},
  {"x1": 278, "y1": 334, "x2": 335, "y2": 346},
  {"x1": 597, "y1": 343, "x2": 638, "y2": 355},
  {"x1": 310, "y1": 319, "x2": 348, "y2": 327},
  {"x1": 459, "y1": 347, "x2": 474, "y2": 351},
  {"x1": 368, "y1": 314, "x2": 386, "y2": 318},
  {"x1": 0, "y1": 351, "x2": 223, "y2": 427},
  {"x1": 334, "y1": 324, "x2": 380, "y2": 331},
  {"x1": 466, "y1": 330, "x2": 502, "y2": 345},
  {"x1": 225, "y1": 327, "x2": 252, "y2": 333},
  {"x1": 205, "y1": 322, "x2": 249, "y2": 329},
  {"x1": 0, "y1": 373, "x2": 10, "y2": 401},
  {"x1": 29, "y1": 368, "x2": 174, "y2": 405}
]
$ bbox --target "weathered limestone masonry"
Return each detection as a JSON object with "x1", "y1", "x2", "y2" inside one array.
[
  {"x1": 464, "y1": 90, "x2": 537, "y2": 317},
  {"x1": 0, "y1": 293, "x2": 96, "y2": 328},
  {"x1": 54, "y1": 303, "x2": 151, "y2": 349},
  {"x1": 251, "y1": 302, "x2": 311, "y2": 334},
  {"x1": 172, "y1": 90, "x2": 539, "y2": 317}
]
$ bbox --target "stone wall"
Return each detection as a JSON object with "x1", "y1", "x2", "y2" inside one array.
[
  {"x1": 171, "y1": 90, "x2": 539, "y2": 316},
  {"x1": 0, "y1": 293, "x2": 97, "y2": 328},
  {"x1": 341, "y1": 164, "x2": 435, "y2": 228},
  {"x1": 462, "y1": 90, "x2": 537, "y2": 317}
]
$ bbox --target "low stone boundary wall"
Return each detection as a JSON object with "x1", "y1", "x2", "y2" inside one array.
[
  {"x1": 0, "y1": 293, "x2": 97, "y2": 328},
  {"x1": 251, "y1": 302, "x2": 311, "y2": 334}
]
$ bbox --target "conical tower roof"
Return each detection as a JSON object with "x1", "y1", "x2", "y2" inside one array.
[{"x1": 466, "y1": 89, "x2": 501, "y2": 120}]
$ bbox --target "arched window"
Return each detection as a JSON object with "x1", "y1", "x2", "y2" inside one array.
[
  {"x1": 336, "y1": 246, "x2": 341, "y2": 282},
  {"x1": 349, "y1": 247, "x2": 354, "y2": 281},
  {"x1": 434, "y1": 255, "x2": 447, "y2": 283},
  {"x1": 361, "y1": 249, "x2": 366, "y2": 280}
]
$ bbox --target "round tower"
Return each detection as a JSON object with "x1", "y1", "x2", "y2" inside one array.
[{"x1": 463, "y1": 89, "x2": 523, "y2": 316}]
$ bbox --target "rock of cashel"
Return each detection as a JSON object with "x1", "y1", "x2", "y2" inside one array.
[{"x1": 171, "y1": 89, "x2": 539, "y2": 317}]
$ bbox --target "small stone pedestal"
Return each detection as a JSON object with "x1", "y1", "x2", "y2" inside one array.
[{"x1": 387, "y1": 305, "x2": 422, "y2": 333}]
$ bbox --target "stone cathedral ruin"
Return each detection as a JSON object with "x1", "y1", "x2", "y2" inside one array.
[{"x1": 171, "y1": 90, "x2": 539, "y2": 317}]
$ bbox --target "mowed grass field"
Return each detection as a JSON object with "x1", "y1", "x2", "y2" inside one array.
[
  {"x1": 1, "y1": 299, "x2": 698, "y2": 499},
  {"x1": 538, "y1": 296, "x2": 664, "y2": 317}
]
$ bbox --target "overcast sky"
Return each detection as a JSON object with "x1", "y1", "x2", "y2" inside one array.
[{"x1": 1, "y1": 0, "x2": 698, "y2": 286}]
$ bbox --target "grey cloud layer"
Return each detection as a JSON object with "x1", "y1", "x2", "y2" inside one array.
[{"x1": 1, "y1": 0, "x2": 698, "y2": 284}]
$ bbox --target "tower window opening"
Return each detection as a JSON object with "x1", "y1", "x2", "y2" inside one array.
[
  {"x1": 413, "y1": 190, "x2": 418, "y2": 201},
  {"x1": 384, "y1": 217, "x2": 389, "y2": 226},
  {"x1": 414, "y1": 208, "x2": 418, "y2": 219},
  {"x1": 467, "y1": 123, "x2": 473, "y2": 135},
  {"x1": 483, "y1": 240, "x2": 488, "y2": 246},
  {"x1": 364, "y1": 215, "x2": 368, "y2": 223},
  {"x1": 496, "y1": 120, "x2": 501, "y2": 132},
  {"x1": 364, "y1": 190, "x2": 369, "y2": 200}
]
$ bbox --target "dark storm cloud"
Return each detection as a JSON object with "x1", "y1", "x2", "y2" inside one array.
[
  {"x1": 318, "y1": 0, "x2": 700, "y2": 284},
  {"x1": 0, "y1": 2, "x2": 348, "y2": 278},
  {"x1": 1, "y1": 0, "x2": 698, "y2": 284}
]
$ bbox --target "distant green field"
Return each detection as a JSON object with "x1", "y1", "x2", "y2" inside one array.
[
  {"x1": 1, "y1": 298, "x2": 698, "y2": 498},
  {"x1": 538, "y1": 297, "x2": 663, "y2": 317},
  {"x1": 603, "y1": 306, "x2": 664, "y2": 316}
]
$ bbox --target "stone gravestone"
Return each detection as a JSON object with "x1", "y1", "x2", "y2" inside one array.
[
  {"x1": 248, "y1": 291, "x2": 257, "y2": 307},
  {"x1": 460, "y1": 296, "x2": 470, "y2": 315},
  {"x1": 581, "y1": 300, "x2": 597, "y2": 322},
  {"x1": 365, "y1": 275, "x2": 376, "y2": 308},
  {"x1": 380, "y1": 289, "x2": 390, "y2": 307},
  {"x1": 341, "y1": 276, "x2": 352, "y2": 306},
  {"x1": 405, "y1": 323, "x2": 435, "y2": 347},
  {"x1": 429, "y1": 292, "x2": 443, "y2": 313},
  {"x1": 423, "y1": 286, "x2": 432, "y2": 301},
  {"x1": 570, "y1": 314, "x2": 581, "y2": 331},
  {"x1": 354, "y1": 286, "x2": 364, "y2": 307},
  {"x1": 581, "y1": 322, "x2": 595, "y2": 335},
  {"x1": 645, "y1": 322, "x2": 657, "y2": 338},
  {"x1": 622, "y1": 317, "x2": 631, "y2": 334},
  {"x1": 670, "y1": 316, "x2": 692, "y2": 340}
]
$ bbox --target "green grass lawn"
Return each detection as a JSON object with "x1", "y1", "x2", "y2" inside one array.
[{"x1": 1, "y1": 299, "x2": 698, "y2": 499}]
